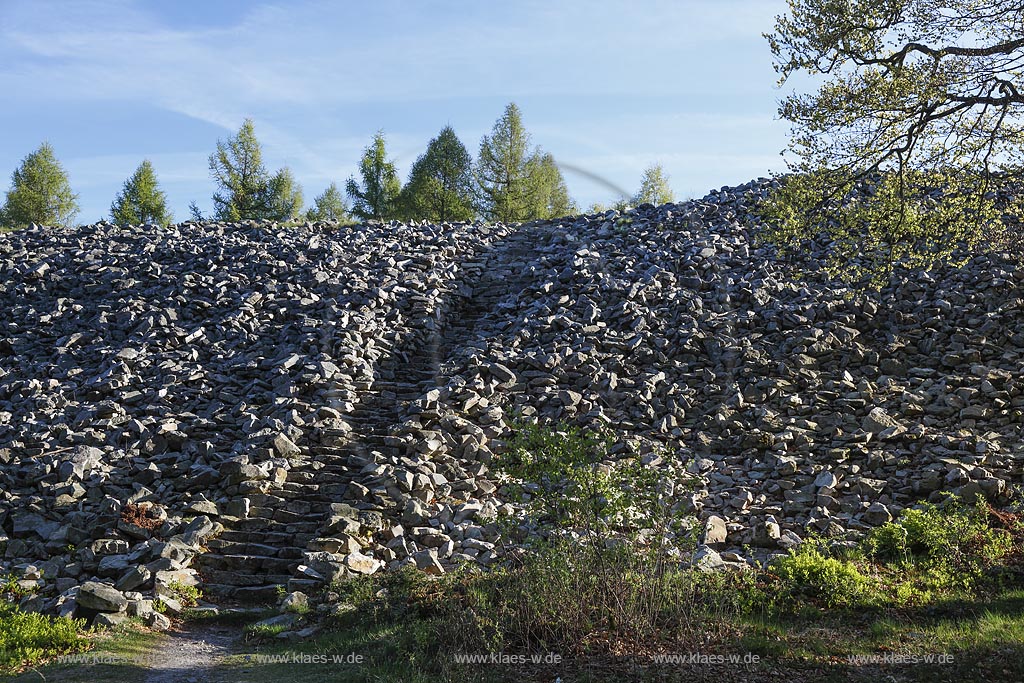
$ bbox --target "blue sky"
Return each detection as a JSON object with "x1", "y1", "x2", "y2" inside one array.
[{"x1": 0, "y1": 0, "x2": 793, "y2": 223}]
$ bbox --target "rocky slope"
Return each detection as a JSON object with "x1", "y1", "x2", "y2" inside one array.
[{"x1": 1, "y1": 179, "x2": 1022, "y2": 622}]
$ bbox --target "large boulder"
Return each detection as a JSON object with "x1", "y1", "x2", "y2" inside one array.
[{"x1": 77, "y1": 582, "x2": 128, "y2": 613}]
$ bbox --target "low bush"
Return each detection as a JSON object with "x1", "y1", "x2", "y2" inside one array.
[
  {"x1": 770, "y1": 542, "x2": 872, "y2": 608},
  {"x1": 865, "y1": 497, "x2": 1015, "y2": 590},
  {"x1": 166, "y1": 580, "x2": 203, "y2": 608},
  {"x1": 434, "y1": 421, "x2": 732, "y2": 655},
  {"x1": 0, "y1": 601, "x2": 88, "y2": 672},
  {"x1": 433, "y1": 544, "x2": 754, "y2": 657},
  {"x1": 1, "y1": 573, "x2": 36, "y2": 599}
]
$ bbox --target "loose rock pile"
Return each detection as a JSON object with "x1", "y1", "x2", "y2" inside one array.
[{"x1": 1, "y1": 178, "x2": 1022, "y2": 621}]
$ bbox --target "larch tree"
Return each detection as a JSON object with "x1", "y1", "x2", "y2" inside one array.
[
  {"x1": 306, "y1": 182, "x2": 351, "y2": 223},
  {"x1": 209, "y1": 118, "x2": 268, "y2": 221},
  {"x1": 476, "y1": 103, "x2": 576, "y2": 222},
  {"x1": 208, "y1": 118, "x2": 303, "y2": 221},
  {"x1": 265, "y1": 167, "x2": 304, "y2": 222},
  {"x1": 762, "y1": 0, "x2": 1024, "y2": 283},
  {"x1": 346, "y1": 131, "x2": 402, "y2": 221},
  {"x1": 1, "y1": 142, "x2": 79, "y2": 229},
  {"x1": 400, "y1": 126, "x2": 476, "y2": 223},
  {"x1": 476, "y1": 103, "x2": 536, "y2": 222},
  {"x1": 633, "y1": 164, "x2": 675, "y2": 206},
  {"x1": 110, "y1": 160, "x2": 173, "y2": 225},
  {"x1": 527, "y1": 152, "x2": 576, "y2": 219}
]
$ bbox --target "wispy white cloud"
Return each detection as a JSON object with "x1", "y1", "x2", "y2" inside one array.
[{"x1": 1, "y1": 0, "x2": 783, "y2": 119}]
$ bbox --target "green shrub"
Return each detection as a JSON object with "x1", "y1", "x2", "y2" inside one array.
[
  {"x1": 328, "y1": 574, "x2": 384, "y2": 610},
  {"x1": 166, "y1": 581, "x2": 203, "y2": 608},
  {"x1": 326, "y1": 567, "x2": 441, "y2": 628},
  {"x1": 498, "y1": 420, "x2": 693, "y2": 548},
  {"x1": 439, "y1": 422, "x2": 716, "y2": 654},
  {"x1": 0, "y1": 601, "x2": 88, "y2": 671},
  {"x1": 499, "y1": 421, "x2": 620, "y2": 532},
  {"x1": 864, "y1": 497, "x2": 1014, "y2": 588},
  {"x1": 771, "y1": 542, "x2": 871, "y2": 608},
  {"x1": 283, "y1": 601, "x2": 310, "y2": 616},
  {"x1": 1, "y1": 574, "x2": 36, "y2": 599}
]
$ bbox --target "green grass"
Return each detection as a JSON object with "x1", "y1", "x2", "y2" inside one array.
[
  {"x1": 220, "y1": 620, "x2": 491, "y2": 683},
  {"x1": 0, "y1": 601, "x2": 89, "y2": 673},
  {"x1": 206, "y1": 579, "x2": 1024, "y2": 683},
  {"x1": 7, "y1": 563, "x2": 1023, "y2": 683},
  {"x1": 736, "y1": 589, "x2": 1024, "y2": 682},
  {"x1": 7, "y1": 619, "x2": 162, "y2": 683}
]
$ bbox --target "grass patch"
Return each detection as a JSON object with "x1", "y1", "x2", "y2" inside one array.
[
  {"x1": 247, "y1": 623, "x2": 289, "y2": 640},
  {"x1": 0, "y1": 601, "x2": 89, "y2": 673},
  {"x1": 7, "y1": 619, "x2": 161, "y2": 683},
  {"x1": 217, "y1": 570, "x2": 503, "y2": 682},
  {"x1": 213, "y1": 569, "x2": 1024, "y2": 682},
  {"x1": 737, "y1": 588, "x2": 1024, "y2": 681},
  {"x1": 221, "y1": 622, "x2": 481, "y2": 683}
]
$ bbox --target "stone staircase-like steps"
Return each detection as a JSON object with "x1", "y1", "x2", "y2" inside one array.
[{"x1": 195, "y1": 225, "x2": 550, "y2": 602}]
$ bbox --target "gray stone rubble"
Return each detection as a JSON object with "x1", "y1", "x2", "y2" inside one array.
[{"x1": 1, "y1": 178, "x2": 1022, "y2": 621}]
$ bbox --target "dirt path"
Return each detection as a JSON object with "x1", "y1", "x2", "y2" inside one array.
[{"x1": 143, "y1": 622, "x2": 239, "y2": 683}]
